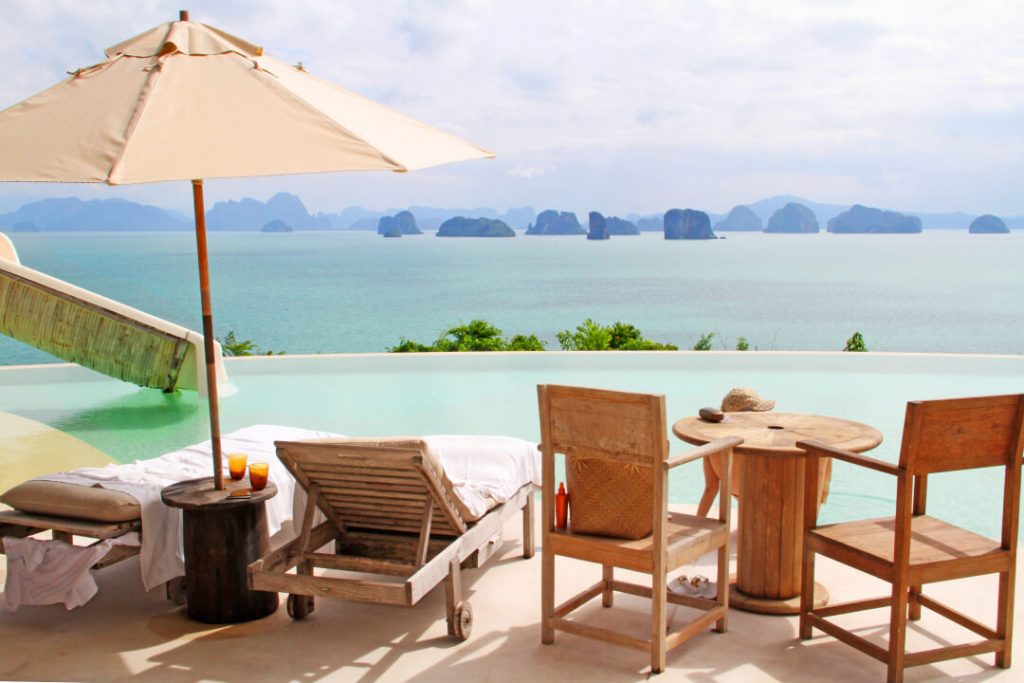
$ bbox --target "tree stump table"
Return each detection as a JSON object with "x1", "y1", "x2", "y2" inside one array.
[
  {"x1": 672, "y1": 412, "x2": 883, "y2": 615},
  {"x1": 161, "y1": 476, "x2": 279, "y2": 623}
]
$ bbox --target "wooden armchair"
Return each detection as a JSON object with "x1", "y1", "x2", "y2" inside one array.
[
  {"x1": 537, "y1": 384, "x2": 741, "y2": 674},
  {"x1": 798, "y1": 394, "x2": 1024, "y2": 683}
]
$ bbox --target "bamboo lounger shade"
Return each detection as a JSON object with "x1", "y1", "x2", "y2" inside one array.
[{"x1": 0, "y1": 266, "x2": 190, "y2": 391}]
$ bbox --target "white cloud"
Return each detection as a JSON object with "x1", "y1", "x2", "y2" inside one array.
[
  {"x1": 507, "y1": 165, "x2": 548, "y2": 179},
  {"x1": 0, "y1": 0, "x2": 1022, "y2": 216}
]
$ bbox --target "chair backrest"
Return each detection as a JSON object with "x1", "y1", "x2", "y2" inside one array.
[
  {"x1": 537, "y1": 384, "x2": 667, "y2": 466},
  {"x1": 275, "y1": 439, "x2": 467, "y2": 537},
  {"x1": 538, "y1": 385, "x2": 668, "y2": 540},
  {"x1": 899, "y1": 394, "x2": 1024, "y2": 475}
]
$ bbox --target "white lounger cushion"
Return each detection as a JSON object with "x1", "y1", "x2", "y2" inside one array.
[
  {"x1": 9, "y1": 425, "x2": 343, "y2": 592},
  {"x1": 331, "y1": 435, "x2": 541, "y2": 522}
]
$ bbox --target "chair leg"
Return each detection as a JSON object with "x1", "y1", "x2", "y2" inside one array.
[
  {"x1": 799, "y1": 547, "x2": 816, "y2": 639},
  {"x1": 696, "y1": 458, "x2": 719, "y2": 517},
  {"x1": 651, "y1": 568, "x2": 668, "y2": 674},
  {"x1": 908, "y1": 583, "x2": 922, "y2": 621},
  {"x1": 523, "y1": 493, "x2": 535, "y2": 559},
  {"x1": 715, "y1": 540, "x2": 729, "y2": 633},
  {"x1": 602, "y1": 565, "x2": 614, "y2": 607},
  {"x1": 996, "y1": 568, "x2": 1015, "y2": 668},
  {"x1": 542, "y1": 548, "x2": 555, "y2": 644},
  {"x1": 887, "y1": 582, "x2": 909, "y2": 683}
]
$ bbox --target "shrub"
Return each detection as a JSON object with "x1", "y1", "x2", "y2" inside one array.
[
  {"x1": 388, "y1": 320, "x2": 546, "y2": 352},
  {"x1": 218, "y1": 331, "x2": 284, "y2": 356},
  {"x1": 692, "y1": 332, "x2": 715, "y2": 351},
  {"x1": 843, "y1": 332, "x2": 868, "y2": 352},
  {"x1": 558, "y1": 319, "x2": 677, "y2": 351}
]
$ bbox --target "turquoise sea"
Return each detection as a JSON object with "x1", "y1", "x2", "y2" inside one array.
[{"x1": 2, "y1": 230, "x2": 1022, "y2": 364}]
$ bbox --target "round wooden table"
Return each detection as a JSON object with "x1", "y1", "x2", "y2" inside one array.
[
  {"x1": 161, "y1": 476, "x2": 279, "y2": 624},
  {"x1": 672, "y1": 412, "x2": 882, "y2": 615}
]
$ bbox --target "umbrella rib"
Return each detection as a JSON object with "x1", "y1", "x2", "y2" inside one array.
[{"x1": 106, "y1": 55, "x2": 168, "y2": 186}]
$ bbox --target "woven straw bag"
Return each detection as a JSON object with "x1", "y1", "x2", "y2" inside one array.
[{"x1": 566, "y1": 454, "x2": 653, "y2": 540}]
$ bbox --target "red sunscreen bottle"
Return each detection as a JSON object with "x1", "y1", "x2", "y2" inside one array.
[{"x1": 555, "y1": 482, "x2": 568, "y2": 530}]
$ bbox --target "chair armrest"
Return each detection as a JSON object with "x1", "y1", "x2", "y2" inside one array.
[
  {"x1": 796, "y1": 439, "x2": 898, "y2": 476},
  {"x1": 664, "y1": 436, "x2": 743, "y2": 470}
]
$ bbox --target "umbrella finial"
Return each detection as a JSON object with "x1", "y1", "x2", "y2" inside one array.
[{"x1": 179, "y1": 10, "x2": 190, "y2": 22}]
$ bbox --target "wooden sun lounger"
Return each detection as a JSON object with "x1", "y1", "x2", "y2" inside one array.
[
  {"x1": 248, "y1": 440, "x2": 537, "y2": 640},
  {"x1": 0, "y1": 510, "x2": 141, "y2": 568},
  {"x1": 0, "y1": 509, "x2": 186, "y2": 603}
]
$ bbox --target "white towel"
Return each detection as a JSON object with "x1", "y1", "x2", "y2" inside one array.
[
  {"x1": 423, "y1": 435, "x2": 542, "y2": 519},
  {"x1": 36, "y1": 425, "x2": 342, "y2": 593},
  {"x1": 2, "y1": 533, "x2": 139, "y2": 610}
]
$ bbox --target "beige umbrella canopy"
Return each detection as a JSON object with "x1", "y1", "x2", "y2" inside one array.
[{"x1": 0, "y1": 11, "x2": 493, "y2": 488}]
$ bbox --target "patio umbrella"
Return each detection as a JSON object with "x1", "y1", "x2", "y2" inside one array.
[{"x1": 0, "y1": 11, "x2": 493, "y2": 489}]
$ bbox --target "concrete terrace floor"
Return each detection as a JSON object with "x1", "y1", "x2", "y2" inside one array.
[{"x1": 2, "y1": 505, "x2": 1021, "y2": 683}]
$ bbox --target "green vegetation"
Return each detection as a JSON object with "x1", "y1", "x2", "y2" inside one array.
[
  {"x1": 843, "y1": 331, "x2": 868, "y2": 352},
  {"x1": 557, "y1": 319, "x2": 677, "y2": 350},
  {"x1": 389, "y1": 320, "x2": 545, "y2": 352},
  {"x1": 390, "y1": 318, "x2": 674, "y2": 353},
  {"x1": 387, "y1": 320, "x2": 860, "y2": 354},
  {"x1": 692, "y1": 332, "x2": 715, "y2": 351},
  {"x1": 556, "y1": 319, "x2": 609, "y2": 350},
  {"x1": 218, "y1": 331, "x2": 285, "y2": 356}
]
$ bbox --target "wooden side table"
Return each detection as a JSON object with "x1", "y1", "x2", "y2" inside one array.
[
  {"x1": 672, "y1": 412, "x2": 882, "y2": 615},
  {"x1": 161, "y1": 476, "x2": 279, "y2": 624}
]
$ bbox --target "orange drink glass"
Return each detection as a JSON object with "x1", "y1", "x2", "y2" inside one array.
[
  {"x1": 248, "y1": 462, "x2": 269, "y2": 491},
  {"x1": 227, "y1": 452, "x2": 248, "y2": 480}
]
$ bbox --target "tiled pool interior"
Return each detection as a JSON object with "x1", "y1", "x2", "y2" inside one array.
[{"x1": 2, "y1": 351, "x2": 1020, "y2": 537}]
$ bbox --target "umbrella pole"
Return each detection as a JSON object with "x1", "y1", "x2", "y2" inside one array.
[{"x1": 191, "y1": 179, "x2": 224, "y2": 490}]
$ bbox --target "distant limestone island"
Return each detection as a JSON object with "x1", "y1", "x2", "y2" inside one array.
[
  {"x1": 0, "y1": 191, "x2": 1019, "y2": 236},
  {"x1": 766, "y1": 202, "x2": 819, "y2": 233},
  {"x1": 0, "y1": 197, "x2": 187, "y2": 231},
  {"x1": 533, "y1": 207, "x2": 719, "y2": 240},
  {"x1": 377, "y1": 210, "x2": 422, "y2": 237},
  {"x1": 260, "y1": 219, "x2": 293, "y2": 233},
  {"x1": 827, "y1": 204, "x2": 921, "y2": 234},
  {"x1": 587, "y1": 212, "x2": 639, "y2": 240},
  {"x1": 969, "y1": 214, "x2": 1009, "y2": 234},
  {"x1": 526, "y1": 210, "x2": 585, "y2": 235},
  {"x1": 714, "y1": 205, "x2": 762, "y2": 231},
  {"x1": 436, "y1": 217, "x2": 514, "y2": 237},
  {"x1": 664, "y1": 208, "x2": 716, "y2": 239}
]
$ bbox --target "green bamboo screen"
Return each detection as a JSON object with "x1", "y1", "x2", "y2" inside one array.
[{"x1": 0, "y1": 269, "x2": 190, "y2": 391}]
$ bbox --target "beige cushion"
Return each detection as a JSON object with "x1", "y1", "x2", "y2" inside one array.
[
  {"x1": 0, "y1": 480, "x2": 141, "y2": 523},
  {"x1": 322, "y1": 436, "x2": 496, "y2": 523}
]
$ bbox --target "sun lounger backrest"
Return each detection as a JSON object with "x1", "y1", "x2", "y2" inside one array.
[{"x1": 275, "y1": 440, "x2": 468, "y2": 537}]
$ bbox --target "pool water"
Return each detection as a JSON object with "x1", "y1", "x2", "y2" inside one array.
[{"x1": 1, "y1": 350, "x2": 1020, "y2": 538}]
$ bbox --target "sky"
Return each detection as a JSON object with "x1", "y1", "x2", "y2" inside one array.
[{"x1": 0, "y1": 0, "x2": 1021, "y2": 217}]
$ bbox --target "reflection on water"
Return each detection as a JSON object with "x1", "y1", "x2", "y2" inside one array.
[
  {"x1": 9, "y1": 385, "x2": 205, "y2": 462},
  {"x1": 54, "y1": 391, "x2": 199, "y2": 432}
]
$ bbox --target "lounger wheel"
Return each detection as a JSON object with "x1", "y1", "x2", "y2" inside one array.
[
  {"x1": 452, "y1": 601, "x2": 473, "y2": 641},
  {"x1": 165, "y1": 576, "x2": 187, "y2": 605},
  {"x1": 287, "y1": 594, "x2": 315, "y2": 620}
]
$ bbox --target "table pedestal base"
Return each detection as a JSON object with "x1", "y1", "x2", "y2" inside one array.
[
  {"x1": 181, "y1": 504, "x2": 278, "y2": 623},
  {"x1": 729, "y1": 579, "x2": 828, "y2": 615},
  {"x1": 161, "y1": 477, "x2": 279, "y2": 624}
]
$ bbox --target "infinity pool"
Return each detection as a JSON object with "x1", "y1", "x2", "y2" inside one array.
[{"x1": 2, "y1": 351, "x2": 1021, "y2": 537}]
